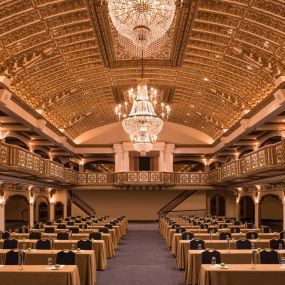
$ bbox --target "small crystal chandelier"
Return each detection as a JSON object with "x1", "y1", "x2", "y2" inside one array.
[
  {"x1": 115, "y1": 52, "x2": 171, "y2": 155},
  {"x1": 107, "y1": 0, "x2": 176, "y2": 49}
]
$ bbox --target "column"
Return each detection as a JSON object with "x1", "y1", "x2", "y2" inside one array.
[
  {"x1": 113, "y1": 144, "x2": 124, "y2": 172},
  {"x1": 49, "y1": 202, "x2": 55, "y2": 221},
  {"x1": 63, "y1": 191, "x2": 68, "y2": 219},
  {"x1": 29, "y1": 202, "x2": 34, "y2": 228},
  {"x1": 164, "y1": 144, "x2": 175, "y2": 172},
  {"x1": 158, "y1": 150, "x2": 165, "y2": 172},
  {"x1": 123, "y1": 150, "x2": 129, "y2": 172},
  {"x1": 283, "y1": 200, "x2": 285, "y2": 231},
  {"x1": 0, "y1": 203, "x2": 5, "y2": 231},
  {"x1": 235, "y1": 201, "x2": 240, "y2": 221},
  {"x1": 254, "y1": 201, "x2": 260, "y2": 228}
]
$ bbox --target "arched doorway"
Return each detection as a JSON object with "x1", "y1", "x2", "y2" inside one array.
[
  {"x1": 210, "y1": 195, "x2": 225, "y2": 216},
  {"x1": 34, "y1": 196, "x2": 49, "y2": 223},
  {"x1": 239, "y1": 196, "x2": 254, "y2": 223},
  {"x1": 260, "y1": 194, "x2": 283, "y2": 232},
  {"x1": 5, "y1": 195, "x2": 29, "y2": 230},
  {"x1": 55, "y1": 202, "x2": 64, "y2": 220},
  {"x1": 67, "y1": 199, "x2": 72, "y2": 217}
]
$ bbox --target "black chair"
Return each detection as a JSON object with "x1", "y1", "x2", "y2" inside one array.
[
  {"x1": 64, "y1": 218, "x2": 70, "y2": 222},
  {"x1": 36, "y1": 239, "x2": 51, "y2": 250},
  {"x1": 110, "y1": 221, "x2": 117, "y2": 226},
  {"x1": 200, "y1": 224, "x2": 208, "y2": 229},
  {"x1": 104, "y1": 224, "x2": 113, "y2": 229},
  {"x1": 182, "y1": 232, "x2": 194, "y2": 240},
  {"x1": 34, "y1": 224, "x2": 43, "y2": 229},
  {"x1": 29, "y1": 232, "x2": 42, "y2": 240},
  {"x1": 75, "y1": 219, "x2": 81, "y2": 223},
  {"x1": 176, "y1": 227, "x2": 186, "y2": 234},
  {"x1": 3, "y1": 239, "x2": 18, "y2": 249},
  {"x1": 57, "y1": 232, "x2": 69, "y2": 240},
  {"x1": 236, "y1": 239, "x2": 251, "y2": 249},
  {"x1": 219, "y1": 232, "x2": 231, "y2": 240},
  {"x1": 56, "y1": 251, "x2": 75, "y2": 265},
  {"x1": 246, "y1": 223, "x2": 254, "y2": 229},
  {"x1": 269, "y1": 239, "x2": 285, "y2": 250},
  {"x1": 44, "y1": 227, "x2": 55, "y2": 233},
  {"x1": 45, "y1": 221, "x2": 53, "y2": 225},
  {"x1": 57, "y1": 224, "x2": 67, "y2": 229},
  {"x1": 2, "y1": 231, "x2": 10, "y2": 239},
  {"x1": 207, "y1": 227, "x2": 217, "y2": 233},
  {"x1": 18, "y1": 227, "x2": 29, "y2": 233},
  {"x1": 230, "y1": 227, "x2": 241, "y2": 233},
  {"x1": 190, "y1": 239, "x2": 205, "y2": 250},
  {"x1": 70, "y1": 227, "x2": 80, "y2": 234},
  {"x1": 81, "y1": 218, "x2": 87, "y2": 222},
  {"x1": 246, "y1": 232, "x2": 258, "y2": 240},
  {"x1": 56, "y1": 219, "x2": 62, "y2": 223},
  {"x1": 260, "y1": 250, "x2": 279, "y2": 264},
  {"x1": 67, "y1": 221, "x2": 75, "y2": 226},
  {"x1": 89, "y1": 232, "x2": 102, "y2": 240},
  {"x1": 77, "y1": 239, "x2": 92, "y2": 250},
  {"x1": 234, "y1": 221, "x2": 241, "y2": 226},
  {"x1": 201, "y1": 250, "x2": 221, "y2": 264},
  {"x1": 225, "y1": 219, "x2": 231, "y2": 223},
  {"x1": 280, "y1": 231, "x2": 285, "y2": 239},
  {"x1": 219, "y1": 224, "x2": 228, "y2": 229},
  {"x1": 80, "y1": 224, "x2": 88, "y2": 229},
  {"x1": 172, "y1": 224, "x2": 179, "y2": 229},
  {"x1": 262, "y1": 226, "x2": 271, "y2": 233},
  {"x1": 5, "y1": 250, "x2": 25, "y2": 265},
  {"x1": 99, "y1": 227, "x2": 109, "y2": 233}
]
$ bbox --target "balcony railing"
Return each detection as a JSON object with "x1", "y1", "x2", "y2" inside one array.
[{"x1": 0, "y1": 139, "x2": 285, "y2": 186}]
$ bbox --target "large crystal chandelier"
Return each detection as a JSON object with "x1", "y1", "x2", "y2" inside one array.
[
  {"x1": 107, "y1": 0, "x2": 176, "y2": 49},
  {"x1": 115, "y1": 53, "x2": 171, "y2": 155}
]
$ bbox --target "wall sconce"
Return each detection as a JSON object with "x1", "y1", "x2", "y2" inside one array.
[{"x1": 0, "y1": 125, "x2": 8, "y2": 140}]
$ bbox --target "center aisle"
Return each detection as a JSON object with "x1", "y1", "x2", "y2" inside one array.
[{"x1": 97, "y1": 223, "x2": 184, "y2": 285}]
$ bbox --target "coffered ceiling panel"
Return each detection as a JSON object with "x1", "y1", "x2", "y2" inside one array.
[{"x1": 0, "y1": 0, "x2": 284, "y2": 143}]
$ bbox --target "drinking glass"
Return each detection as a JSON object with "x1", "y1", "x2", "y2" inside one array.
[
  {"x1": 280, "y1": 256, "x2": 285, "y2": 268},
  {"x1": 198, "y1": 244, "x2": 202, "y2": 250},
  {"x1": 18, "y1": 251, "x2": 24, "y2": 271},
  {"x1": 211, "y1": 256, "x2": 216, "y2": 267},
  {"x1": 47, "y1": 257, "x2": 53, "y2": 269},
  {"x1": 251, "y1": 242, "x2": 255, "y2": 250},
  {"x1": 251, "y1": 250, "x2": 257, "y2": 269},
  {"x1": 279, "y1": 243, "x2": 283, "y2": 250},
  {"x1": 22, "y1": 244, "x2": 26, "y2": 251},
  {"x1": 71, "y1": 244, "x2": 76, "y2": 251}
]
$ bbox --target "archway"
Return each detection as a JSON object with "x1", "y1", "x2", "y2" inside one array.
[
  {"x1": 260, "y1": 194, "x2": 283, "y2": 232},
  {"x1": 239, "y1": 196, "x2": 254, "y2": 223},
  {"x1": 5, "y1": 195, "x2": 29, "y2": 230},
  {"x1": 173, "y1": 160, "x2": 205, "y2": 172},
  {"x1": 55, "y1": 202, "x2": 64, "y2": 220},
  {"x1": 210, "y1": 195, "x2": 225, "y2": 216},
  {"x1": 260, "y1": 136, "x2": 281, "y2": 147}
]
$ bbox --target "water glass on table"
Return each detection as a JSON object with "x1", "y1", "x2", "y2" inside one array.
[
  {"x1": 47, "y1": 257, "x2": 53, "y2": 269},
  {"x1": 280, "y1": 256, "x2": 285, "y2": 268},
  {"x1": 211, "y1": 256, "x2": 216, "y2": 268}
]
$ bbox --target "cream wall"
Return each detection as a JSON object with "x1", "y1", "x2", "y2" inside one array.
[
  {"x1": 260, "y1": 196, "x2": 283, "y2": 220},
  {"x1": 71, "y1": 190, "x2": 186, "y2": 220},
  {"x1": 172, "y1": 191, "x2": 206, "y2": 212},
  {"x1": 5, "y1": 196, "x2": 28, "y2": 221}
]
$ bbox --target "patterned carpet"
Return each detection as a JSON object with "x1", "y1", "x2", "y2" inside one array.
[{"x1": 97, "y1": 225, "x2": 184, "y2": 285}]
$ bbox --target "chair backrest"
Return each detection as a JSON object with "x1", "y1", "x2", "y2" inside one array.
[
  {"x1": 5, "y1": 250, "x2": 25, "y2": 265},
  {"x1": 57, "y1": 224, "x2": 67, "y2": 229},
  {"x1": 56, "y1": 219, "x2": 62, "y2": 223},
  {"x1": 77, "y1": 239, "x2": 92, "y2": 250},
  {"x1": 230, "y1": 227, "x2": 241, "y2": 233},
  {"x1": 234, "y1": 221, "x2": 241, "y2": 225},
  {"x1": 29, "y1": 232, "x2": 42, "y2": 240},
  {"x1": 104, "y1": 224, "x2": 113, "y2": 229},
  {"x1": 207, "y1": 227, "x2": 217, "y2": 233},
  {"x1": 246, "y1": 231, "x2": 258, "y2": 240},
  {"x1": 201, "y1": 250, "x2": 221, "y2": 264},
  {"x1": 225, "y1": 219, "x2": 231, "y2": 223},
  {"x1": 2, "y1": 231, "x2": 10, "y2": 239},
  {"x1": 219, "y1": 232, "x2": 231, "y2": 240},
  {"x1": 79, "y1": 224, "x2": 88, "y2": 229},
  {"x1": 81, "y1": 218, "x2": 87, "y2": 222},
  {"x1": 246, "y1": 223, "x2": 254, "y2": 229},
  {"x1": 89, "y1": 232, "x2": 102, "y2": 240},
  {"x1": 176, "y1": 227, "x2": 186, "y2": 234},
  {"x1": 44, "y1": 227, "x2": 55, "y2": 233},
  {"x1": 56, "y1": 251, "x2": 75, "y2": 265},
  {"x1": 36, "y1": 239, "x2": 51, "y2": 250},
  {"x1": 45, "y1": 221, "x2": 53, "y2": 225},
  {"x1": 34, "y1": 224, "x2": 43, "y2": 229},
  {"x1": 262, "y1": 226, "x2": 271, "y2": 233},
  {"x1": 57, "y1": 232, "x2": 69, "y2": 240},
  {"x1": 182, "y1": 232, "x2": 194, "y2": 240},
  {"x1": 99, "y1": 227, "x2": 109, "y2": 233},
  {"x1": 18, "y1": 227, "x2": 28, "y2": 233},
  {"x1": 200, "y1": 224, "x2": 208, "y2": 229},
  {"x1": 236, "y1": 239, "x2": 251, "y2": 249},
  {"x1": 3, "y1": 239, "x2": 18, "y2": 249},
  {"x1": 219, "y1": 224, "x2": 228, "y2": 229},
  {"x1": 67, "y1": 221, "x2": 75, "y2": 226},
  {"x1": 269, "y1": 239, "x2": 285, "y2": 250},
  {"x1": 260, "y1": 250, "x2": 279, "y2": 264},
  {"x1": 75, "y1": 219, "x2": 81, "y2": 223},
  {"x1": 280, "y1": 231, "x2": 285, "y2": 239},
  {"x1": 70, "y1": 227, "x2": 80, "y2": 234},
  {"x1": 190, "y1": 239, "x2": 205, "y2": 250}
]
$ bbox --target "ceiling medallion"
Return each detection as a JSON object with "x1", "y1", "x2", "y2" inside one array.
[
  {"x1": 107, "y1": 0, "x2": 176, "y2": 49},
  {"x1": 115, "y1": 52, "x2": 171, "y2": 155}
]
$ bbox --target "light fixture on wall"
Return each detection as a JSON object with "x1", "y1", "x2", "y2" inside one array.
[{"x1": 115, "y1": 52, "x2": 171, "y2": 155}]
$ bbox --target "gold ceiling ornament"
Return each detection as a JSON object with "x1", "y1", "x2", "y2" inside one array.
[
  {"x1": 115, "y1": 52, "x2": 170, "y2": 155},
  {"x1": 106, "y1": 0, "x2": 177, "y2": 50}
]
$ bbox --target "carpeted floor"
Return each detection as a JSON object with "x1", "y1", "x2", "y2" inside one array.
[{"x1": 97, "y1": 227, "x2": 184, "y2": 285}]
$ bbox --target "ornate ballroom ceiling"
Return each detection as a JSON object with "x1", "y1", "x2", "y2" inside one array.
[{"x1": 0, "y1": 0, "x2": 284, "y2": 143}]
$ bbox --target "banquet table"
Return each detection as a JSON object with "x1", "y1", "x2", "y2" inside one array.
[
  {"x1": 199, "y1": 264, "x2": 285, "y2": 285},
  {"x1": 184, "y1": 249, "x2": 285, "y2": 284},
  {"x1": 0, "y1": 249, "x2": 95, "y2": 285},
  {"x1": 10, "y1": 232, "x2": 115, "y2": 258},
  {"x1": 0, "y1": 265, "x2": 81, "y2": 285},
  {"x1": 176, "y1": 239, "x2": 272, "y2": 270},
  {"x1": 0, "y1": 238, "x2": 107, "y2": 270}
]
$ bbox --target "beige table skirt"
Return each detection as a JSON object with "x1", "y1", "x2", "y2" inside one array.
[
  {"x1": 0, "y1": 265, "x2": 81, "y2": 285},
  {"x1": 0, "y1": 238, "x2": 107, "y2": 270},
  {"x1": 199, "y1": 264, "x2": 285, "y2": 285},
  {"x1": 0, "y1": 250, "x2": 94, "y2": 285},
  {"x1": 177, "y1": 239, "x2": 272, "y2": 270}
]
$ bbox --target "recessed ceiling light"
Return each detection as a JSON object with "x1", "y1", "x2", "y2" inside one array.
[
  {"x1": 203, "y1": 77, "x2": 209, "y2": 82},
  {"x1": 264, "y1": 41, "x2": 269, "y2": 48},
  {"x1": 227, "y1": 28, "x2": 233, "y2": 35},
  {"x1": 247, "y1": 65, "x2": 253, "y2": 70},
  {"x1": 187, "y1": 113, "x2": 190, "y2": 116},
  {"x1": 184, "y1": 120, "x2": 188, "y2": 123},
  {"x1": 215, "y1": 54, "x2": 221, "y2": 59},
  {"x1": 201, "y1": 126, "x2": 205, "y2": 129},
  {"x1": 190, "y1": 105, "x2": 195, "y2": 108}
]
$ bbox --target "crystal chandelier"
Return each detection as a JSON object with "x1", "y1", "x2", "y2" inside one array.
[
  {"x1": 107, "y1": 0, "x2": 176, "y2": 49},
  {"x1": 115, "y1": 53, "x2": 171, "y2": 155}
]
